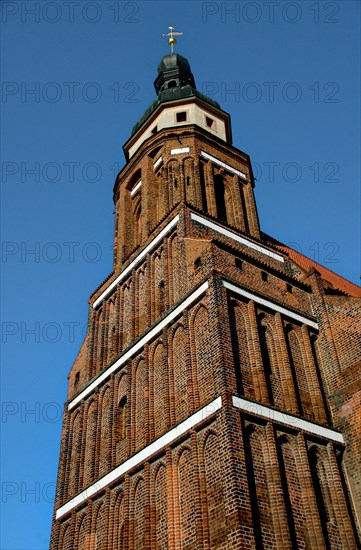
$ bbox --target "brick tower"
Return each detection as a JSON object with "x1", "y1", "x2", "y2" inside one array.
[{"x1": 50, "y1": 50, "x2": 361, "y2": 549}]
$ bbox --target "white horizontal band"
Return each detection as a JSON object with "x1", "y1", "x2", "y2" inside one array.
[
  {"x1": 232, "y1": 395, "x2": 344, "y2": 444},
  {"x1": 222, "y1": 280, "x2": 318, "y2": 329},
  {"x1": 57, "y1": 396, "x2": 222, "y2": 519},
  {"x1": 93, "y1": 215, "x2": 179, "y2": 309},
  {"x1": 58, "y1": 393, "x2": 343, "y2": 519},
  {"x1": 130, "y1": 180, "x2": 142, "y2": 196},
  {"x1": 71, "y1": 281, "x2": 209, "y2": 410},
  {"x1": 201, "y1": 151, "x2": 247, "y2": 180},
  {"x1": 171, "y1": 147, "x2": 190, "y2": 155},
  {"x1": 191, "y1": 213, "x2": 284, "y2": 263},
  {"x1": 154, "y1": 156, "x2": 163, "y2": 170}
]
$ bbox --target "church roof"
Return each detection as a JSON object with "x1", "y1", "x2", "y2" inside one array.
[{"x1": 263, "y1": 233, "x2": 361, "y2": 298}]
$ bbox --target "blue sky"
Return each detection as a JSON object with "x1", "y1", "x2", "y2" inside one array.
[{"x1": 1, "y1": 1, "x2": 360, "y2": 548}]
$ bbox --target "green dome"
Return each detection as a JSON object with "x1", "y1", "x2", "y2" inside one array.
[{"x1": 130, "y1": 53, "x2": 221, "y2": 137}]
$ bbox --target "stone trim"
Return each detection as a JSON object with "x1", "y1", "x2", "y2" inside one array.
[
  {"x1": 70, "y1": 281, "x2": 209, "y2": 409},
  {"x1": 93, "y1": 215, "x2": 179, "y2": 309},
  {"x1": 153, "y1": 156, "x2": 163, "y2": 170},
  {"x1": 222, "y1": 280, "x2": 318, "y2": 329},
  {"x1": 56, "y1": 396, "x2": 222, "y2": 519},
  {"x1": 58, "y1": 393, "x2": 344, "y2": 520},
  {"x1": 130, "y1": 180, "x2": 142, "y2": 196},
  {"x1": 232, "y1": 395, "x2": 344, "y2": 443},
  {"x1": 191, "y1": 213, "x2": 284, "y2": 262},
  {"x1": 200, "y1": 151, "x2": 247, "y2": 179},
  {"x1": 171, "y1": 147, "x2": 190, "y2": 155}
]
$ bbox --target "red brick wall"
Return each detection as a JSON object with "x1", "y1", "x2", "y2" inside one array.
[
  {"x1": 325, "y1": 295, "x2": 361, "y2": 526},
  {"x1": 52, "y1": 123, "x2": 360, "y2": 549}
]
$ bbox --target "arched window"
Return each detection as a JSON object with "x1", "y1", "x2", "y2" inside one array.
[
  {"x1": 128, "y1": 169, "x2": 142, "y2": 249},
  {"x1": 284, "y1": 325, "x2": 304, "y2": 415},
  {"x1": 134, "y1": 200, "x2": 142, "y2": 247},
  {"x1": 229, "y1": 299, "x2": 253, "y2": 399},
  {"x1": 116, "y1": 396, "x2": 127, "y2": 441},
  {"x1": 310, "y1": 333, "x2": 331, "y2": 423},
  {"x1": 167, "y1": 160, "x2": 180, "y2": 207},
  {"x1": 308, "y1": 446, "x2": 333, "y2": 549},
  {"x1": 214, "y1": 174, "x2": 227, "y2": 223},
  {"x1": 158, "y1": 280, "x2": 165, "y2": 315},
  {"x1": 199, "y1": 160, "x2": 208, "y2": 210},
  {"x1": 258, "y1": 321, "x2": 274, "y2": 405}
]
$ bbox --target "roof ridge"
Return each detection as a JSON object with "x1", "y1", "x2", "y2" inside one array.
[{"x1": 261, "y1": 232, "x2": 360, "y2": 298}]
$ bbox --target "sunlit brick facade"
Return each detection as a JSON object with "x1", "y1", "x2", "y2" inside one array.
[{"x1": 50, "y1": 52, "x2": 360, "y2": 549}]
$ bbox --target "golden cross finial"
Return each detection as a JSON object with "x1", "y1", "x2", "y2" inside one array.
[{"x1": 162, "y1": 26, "x2": 183, "y2": 54}]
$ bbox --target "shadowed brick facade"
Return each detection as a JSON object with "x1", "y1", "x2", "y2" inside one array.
[{"x1": 50, "y1": 52, "x2": 361, "y2": 549}]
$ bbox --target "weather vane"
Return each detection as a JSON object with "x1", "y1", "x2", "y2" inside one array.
[{"x1": 162, "y1": 26, "x2": 183, "y2": 54}]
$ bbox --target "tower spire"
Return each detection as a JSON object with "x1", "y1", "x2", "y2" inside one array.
[{"x1": 162, "y1": 25, "x2": 183, "y2": 53}]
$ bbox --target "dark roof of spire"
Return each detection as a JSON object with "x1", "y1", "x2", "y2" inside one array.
[{"x1": 130, "y1": 53, "x2": 221, "y2": 137}]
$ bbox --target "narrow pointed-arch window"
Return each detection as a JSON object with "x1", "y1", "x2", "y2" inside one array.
[
  {"x1": 310, "y1": 333, "x2": 331, "y2": 423},
  {"x1": 199, "y1": 160, "x2": 207, "y2": 210},
  {"x1": 284, "y1": 325, "x2": 305, "y2": 415},
  {"x1": 134, "y1": 201, "x2": 142, "y2": 247},
  {"x1": 168, "y1": 160, "x2": 180, "y2": 206},
  {"x1": 159, "y1": 280, "x2": 165, "y2": 315},
  {"x1": 131, "y1": 186, "x2": 141, "y2": 248},
  {"x1": 117, "y1": 396, "x2": 127, "y2": 441},
  {"x1": 258, "y1": 319, "x2": 275, "y2": 405},
  {"x1": 214, "y1": 173, "x2": 227, "y2": 223},
  {"x1": 128, "y1": 169, "x2": 142, "y2": 248},
  {"x1": 308, "y1": 447, "x2": 333, "y2": 548}
]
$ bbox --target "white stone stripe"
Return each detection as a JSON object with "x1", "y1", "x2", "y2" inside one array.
[
  {"x1": 222, "y1": 280, "x2": 318, "y2": 329},
  {"x1": 71, "y1": 281, "x2": 209, "y2": 409},
  {"x1": 232, "y1": 395, "x2": 344, "y2": 444},
  {"x1": 171, "y1": 147, "x2": 190, "y2": 155},
  {"x1": 57, "y1": 396, "x2": 222, "y2": 519},
  {"x1": 130, "y1": 180, "x2": 142, "y2": 196},
  {"x1": 93, "y1": 215, "x2": 179, "y2": 309},
  {"x1": 154, "y1": 156, "x2": 163, "y2": 169},
  {"x1": 191, "y1": 213, "x2": 284, "y2": 263},
  {"x1": 201, "y1": 151, "x2": 247, "y2": 180}
]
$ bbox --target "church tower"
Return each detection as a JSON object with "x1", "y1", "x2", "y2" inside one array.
[{"x1": 50, "y1": 41, "x2": 361, "y2": 549}]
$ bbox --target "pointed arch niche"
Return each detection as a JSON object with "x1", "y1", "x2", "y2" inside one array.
[
  {"x1": 212, "y1": 167, "x2": 248, "y2": 230},
  {"x1": 257, "y1": 312, "x2": 284, "y2": 409},
  {"x1": 127, "y1": 168, "x2": 142, "y2": 250}
]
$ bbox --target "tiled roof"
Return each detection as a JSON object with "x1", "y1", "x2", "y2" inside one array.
[{"x1": 263, "y1": 233, "x2": 361, "y2": 298}]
